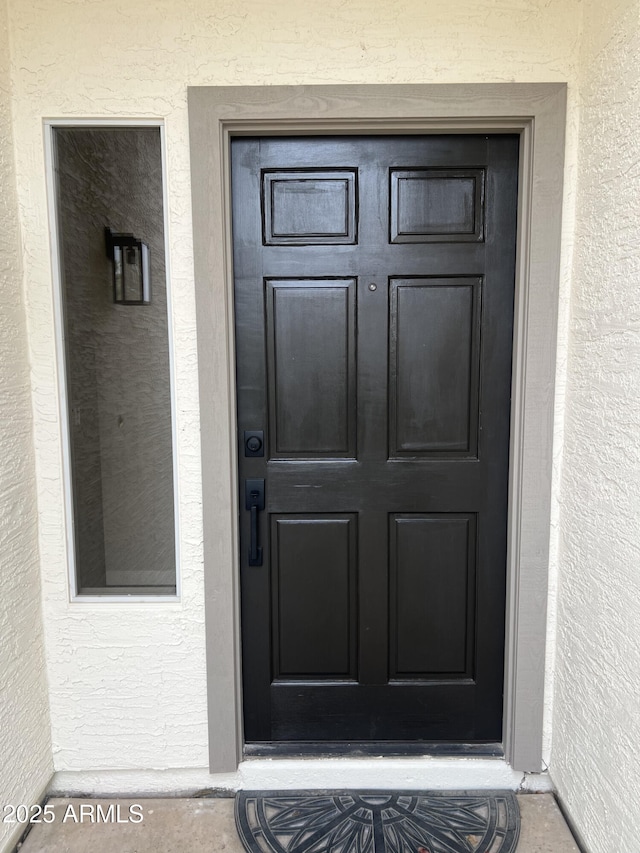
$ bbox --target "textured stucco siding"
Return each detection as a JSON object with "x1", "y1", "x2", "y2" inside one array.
[
  {"x1": 551, "y1": 1, "x2": 640, "y2": 851},
  {"x1": 0, "y1": 1, "x2": 53, "y2": 850},
  {"x1": 6, "y1": 0, "x2": 581, "y2": 774}
]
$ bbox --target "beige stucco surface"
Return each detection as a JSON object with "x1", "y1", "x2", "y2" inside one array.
[
  {"x1": 550, "y1": 1, "x2": 640, "y2": 851},
  {"x1": 0, "y1": 2, "x2": 53, "y2": 851},
  {"x1": 6, "y1": 0, "x2": 581, "y2": 775},
  {"x1": 5, "y1": 0, "x2": 640, "y2": 851}
]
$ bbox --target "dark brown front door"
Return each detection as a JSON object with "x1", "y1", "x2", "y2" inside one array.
[{"x1": 232, "y1": 135, "x2": 518, "y2": 745}]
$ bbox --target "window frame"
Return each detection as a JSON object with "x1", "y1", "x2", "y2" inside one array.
[{"x1": 45, "y1": 118, "x2": 181, "y2": 603}]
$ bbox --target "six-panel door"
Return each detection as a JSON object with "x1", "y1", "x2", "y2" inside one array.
[{"x1": 232, "y1": 135, "x2": 519, "y2": 744}]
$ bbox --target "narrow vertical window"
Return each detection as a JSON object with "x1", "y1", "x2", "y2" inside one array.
[{"x1": 53, "y1": 127, "x2": 176, "y2": 595}]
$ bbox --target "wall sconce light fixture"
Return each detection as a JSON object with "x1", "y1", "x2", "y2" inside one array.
[{"x1": 105, "y1": 227, "x2": 151, "y2": 305}]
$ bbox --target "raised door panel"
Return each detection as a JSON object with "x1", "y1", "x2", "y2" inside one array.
[
  {"x1": 271, "y1": 515, "x2": 358, "y2": 680},
  {"x1": 390, "y1": 514, "x2": 476, "y2": 679},
  {"x1": 390, "y1": 169, "x2": 485, "y2": 243},
  {"x1": 266, "y1": 279, "x2": 356, "y2": 459},
  {"x1": 263, "y1": 169, "x2": 358, "y2": 245},
  {"x1": 389, "y1": 277, "x2": 481, "y2": 457}
]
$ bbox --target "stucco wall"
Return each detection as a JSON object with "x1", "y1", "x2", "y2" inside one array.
[
  {"x1": 6, "y1": 0, "x2": 581, "y2": 773},
  {"x1": 551, "y1": 1, "x2": 640, "y2": 851},
  {"x1": 0, "y1": 1, "x2": 53, "y2": 850}
]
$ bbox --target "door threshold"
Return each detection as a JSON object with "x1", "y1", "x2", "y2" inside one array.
[{"x1": 243, "y1": 742, "x2": 504, "y2": 759}]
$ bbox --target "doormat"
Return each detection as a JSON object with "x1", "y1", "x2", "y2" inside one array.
[{"x1": 235, "y1": 790, "x2": 520, "y2": 853}]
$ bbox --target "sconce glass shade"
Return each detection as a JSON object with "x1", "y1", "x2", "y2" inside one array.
[{"x1": 105, "y1": 228, "x2": 151, "y2": 304}]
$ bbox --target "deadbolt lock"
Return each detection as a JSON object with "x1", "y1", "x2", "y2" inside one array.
[{"x1": 244, "y1": 430, "x2": 264, "y2": 457}]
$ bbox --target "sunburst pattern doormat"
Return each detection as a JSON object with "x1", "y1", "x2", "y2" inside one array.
[{"x1": 235, "y1": 790, "x2": 520, "y2": 853}]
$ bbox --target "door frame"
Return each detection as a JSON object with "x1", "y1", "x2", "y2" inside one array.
[{"x1": 187, "y1": 83, "x2": 567, "y2": 774}]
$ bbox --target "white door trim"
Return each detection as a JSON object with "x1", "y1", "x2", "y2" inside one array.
[{"x1": 187, "y1": 83, "x2": 567, "y2": 774}]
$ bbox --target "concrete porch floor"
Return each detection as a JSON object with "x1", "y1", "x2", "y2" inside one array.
[{"x1": 15, "y1": 794, "x2": 580, "y2": 853}]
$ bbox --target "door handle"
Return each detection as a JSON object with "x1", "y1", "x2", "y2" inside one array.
[{"x1": 245, "y1": 479, "x2": 265, "y2": 566}]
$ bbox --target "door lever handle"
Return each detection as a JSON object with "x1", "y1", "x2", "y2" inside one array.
[{"x1": 245, "y1": 479, "x2": 265, "y2": 566}]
